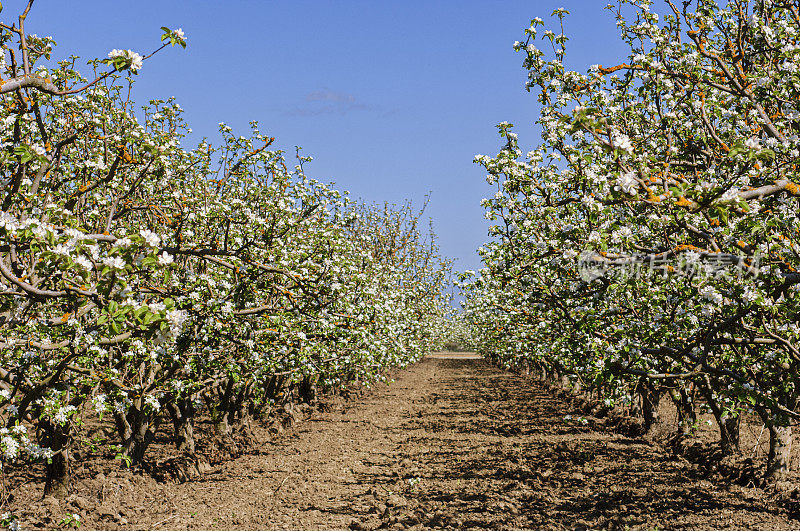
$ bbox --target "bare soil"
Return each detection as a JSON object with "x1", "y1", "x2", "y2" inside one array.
[{"x1": 10, "y1": 355, "x2": 797, "y2": 529}]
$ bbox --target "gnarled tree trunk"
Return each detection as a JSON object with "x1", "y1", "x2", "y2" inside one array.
[
  {"x1": 766, "y1": 425, "x2": 793, "y2": 481},
  {"x1": 669, "y1": 387, "x2": 697, "y2": 443},
  {"x1": 41, "y1": 421, "x2": 71, "y2": 498},
  {"x1": 638, "y1": 379, "x2": 661, "y2": 434},
  {"x1": 166, "y1": 397, "x2": 196, "y2": 455},
  {"x1": 699, "y1": 378, "x2": 739, "y2": 455},
  {"x1": 114, "y1": 404, "x2": 161, "y2": 467}
]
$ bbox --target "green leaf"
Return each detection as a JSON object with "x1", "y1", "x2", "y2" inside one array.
[
  {"x1": 728, "y1": 142, "x2": 746, "y2": 157},
  {"x1": 756, "y1": 148, "x2": 775, "y2": 162},
  {"x1": 13, "y1": 144, "x2": 33, "y2": 163}
]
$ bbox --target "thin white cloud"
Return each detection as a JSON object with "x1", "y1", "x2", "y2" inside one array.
[
  {"x1": 285, "y1": 88, "x2": 369, "y2": 116},
  {"x1": 305, "y1": 89, "x2": 357, "y2": 104}
]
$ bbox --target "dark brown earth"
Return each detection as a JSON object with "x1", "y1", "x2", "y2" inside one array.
[{"x1": 11, "y1": 354, "x2": 797, "y2": 529}]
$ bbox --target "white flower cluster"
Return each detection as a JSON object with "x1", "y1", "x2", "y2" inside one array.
[
  {"x1": 615, "y1": 171, "x2": 638, "y2": 195},
  {"x1": 108, "y1": 49, "x2": 143, "y2": 72}
]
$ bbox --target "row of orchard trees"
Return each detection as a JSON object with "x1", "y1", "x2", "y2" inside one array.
[
  {"x1": 464, "y1": 0, "x2": 800, "y2": 481},
  {"x1": 0, "y1": 3, "x2": 452, "y2": 498}
]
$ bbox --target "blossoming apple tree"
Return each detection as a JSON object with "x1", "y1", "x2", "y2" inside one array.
[
  {"x1": 0, "y1": 0, "x2": 452, "y2": 502},
  {"x1": 465, "y1": 0, "x2": 800, "y2": 480}
]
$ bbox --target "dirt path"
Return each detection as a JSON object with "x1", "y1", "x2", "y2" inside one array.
[
  {"x1": 19, "y1": 355, "x2": 795, "y2": 529},
  {"x1": 131, "y1": 355, "x2": 793, "y2": 529}
]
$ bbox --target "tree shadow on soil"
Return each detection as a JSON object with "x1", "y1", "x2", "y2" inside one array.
[{"x1": 333, "y1": 358, "x2": 791, "y2": 529}]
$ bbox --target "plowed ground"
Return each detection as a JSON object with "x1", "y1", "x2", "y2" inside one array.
[{"x1": 13, "y1": 355, "x2": 796, "y2": 529}]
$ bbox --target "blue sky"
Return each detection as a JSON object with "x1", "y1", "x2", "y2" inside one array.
[{"x1": 12, "y1": 1, "x2": 630, "y2": 275}]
